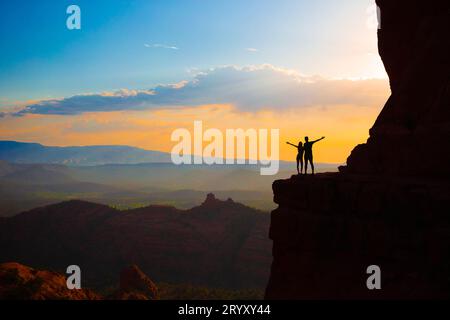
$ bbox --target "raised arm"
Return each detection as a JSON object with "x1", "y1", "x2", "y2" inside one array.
[
  {"x1": 286, "y1": 142, "x2": 298, "y2": 148},
  {"x1": 312, "y1": 137, "x2": 325, "y2": 144}
]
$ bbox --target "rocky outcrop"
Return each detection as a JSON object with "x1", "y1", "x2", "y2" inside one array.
[
  {"x1": 110, "y1": 265, "x2": 159, "y2": 300},
  {"x1": 266, "y1": 0, "x2": 450, "y2": 299},
  {"x1": 0, "y1": 262, "x2": 99, "y2": 300},
  {"x1": 342, "y1": 0, "x2": 450, "y2": 177},
  {"x1": 265, "y1": 174, "x2": 450, "y2": 299},
  {"x1": 0, "y1": 262, "x2": 160, "y2": 300}
]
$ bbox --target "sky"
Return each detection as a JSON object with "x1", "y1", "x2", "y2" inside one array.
[{"x1": 0, "y1": 0, "x2": 389, "y2": 163}]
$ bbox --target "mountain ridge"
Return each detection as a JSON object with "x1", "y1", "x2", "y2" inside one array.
[
  {"x1": 0, "y1": 140, "x2": 172, "y2": 166},
  {"x1": 0, "y1": 140, "x2": 340, "y2": 168},
  {"x1": 0, "y1": 194, "x2": 272, "y2": 290}
]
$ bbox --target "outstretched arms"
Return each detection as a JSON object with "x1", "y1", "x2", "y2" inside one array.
[
  {"x1": 286, "y1": 142, "x2": 298, "y2": 148},
  {"x1": 312, "y1": 137, "x2": 325, "y2": 144}
]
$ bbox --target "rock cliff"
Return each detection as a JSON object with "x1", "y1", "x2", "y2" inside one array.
[
  {"x1": 265, "y1": 0, "x2": 450, "y2": 299},
  {"x1": 343, "y1": 0, "x2": 450, "y2": 177}
]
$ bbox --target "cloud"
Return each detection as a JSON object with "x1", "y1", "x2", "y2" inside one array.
[
  {"x1": 245, "y1": 48, "x2": 259, "y2": 52},
  {"x1": 11, "y1": 64, "x2": 389, "y2": 116},
  {"x1": 144, "y1": 43, "x2": 179, "y2": 50}
]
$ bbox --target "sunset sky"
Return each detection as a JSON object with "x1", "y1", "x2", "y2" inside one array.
[{"x1": 0, "y1": 0, "x2": 389, "y2": 163}]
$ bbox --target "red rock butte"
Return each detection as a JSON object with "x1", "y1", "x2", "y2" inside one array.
[{"x1": 265, "y1": 0, "x2": 450, "y2": 299}]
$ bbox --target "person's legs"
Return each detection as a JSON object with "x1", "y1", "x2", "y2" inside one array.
[
  {"x1": 296, "y1": 157, "x2": 300, "y2": 174},
  {"x1": 304, "y1": 157, "x2": 309, "y2": 174},
  {"x1": 309, "y1": 158, "x2": 315, "y2": 175},
  {"x1": 300, "y1": 159, "x2": 304, "y2": 174}
]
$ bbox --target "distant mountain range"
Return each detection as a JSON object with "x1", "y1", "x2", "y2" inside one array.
[
  {"x1": 0, "y1": 160, "x2": 281, "y2": 216},
  {"x1": 0, "y1": 141, "x2": 339, "y2": 216},
  {"x1": 0, "y1": 140, "x2": 340, "y2": 169},
  {"x1": 0, "y1": 194, "x2": 272, "y2": 290},
  {"x1": 0, "y1": 141, "x2": 172, "y2": 165}
]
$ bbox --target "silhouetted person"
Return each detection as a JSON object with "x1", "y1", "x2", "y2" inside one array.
[
  {"x1": 304, "y1": 136, "x2": 325, "y2": 175},
  {"x1": 286, "y1": 141, "x2": 304, "y2": 174}
]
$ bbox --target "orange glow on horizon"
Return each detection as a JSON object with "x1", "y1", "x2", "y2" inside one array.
[{"x1": 0, "y1": 102, "x2": 383, "y2": 164}]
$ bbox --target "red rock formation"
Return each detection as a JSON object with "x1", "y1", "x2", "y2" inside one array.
[
  {"x1": 266, "y1": 0, "x2": 450, "y2": 299},
  {"x1": 0, "y1": 195, "x2": 271, "y2": 290},
  {"x1": 265, "y1": 174, "x2": 450, "y2": 299},
  {"x1": 110, "y1": 265, "x2": 159, "y2": 300},
  {"x1": 0, "y1": 262, "x2": 99, "y2": 300},
  {"x1": 342, "y1": 0, "x2": 450, "y2": 177},
  {"x1": 0, "y1": 262, "x2": 160, "y2": 300}
]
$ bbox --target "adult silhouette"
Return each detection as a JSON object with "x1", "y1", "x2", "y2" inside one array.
[
  {"x1": 286, "y1": 141, "x2": 304, "y2": 174},
  {"x1": 303, "y1": 136, "x2": 325, "y2": 175}
]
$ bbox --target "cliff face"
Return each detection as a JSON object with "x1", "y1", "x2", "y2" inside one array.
[
  {"x1": 266, "y1": 174, "x2": 450, "y2": 299},
  {"x1": 343, "y1": 0, "x2": 450, "y2": 177},
  {"x1": 265, "y1": 0, "x2": 450, "y2": 299}
]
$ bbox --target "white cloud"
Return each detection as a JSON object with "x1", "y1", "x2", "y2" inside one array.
[
  {"x1": 11, "y1": 64, "x2": 389, "y2": 116},
  {"x1": 144, "y1": 43, "x2": 179, "y2": 50},
  {"x1": 245, "y1": 48, "x2": 259, "y2": 52}
]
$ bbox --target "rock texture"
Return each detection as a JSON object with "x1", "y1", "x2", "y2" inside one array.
[
  {"x1": 265, "y1": 174, "x2": 450, "y2": 299},
  {"x1": 0, "y1": 262, "x2": 99, "y2": 300},
  {"x1": 110, "y1": 265, "x2": 159, "y2": 300},
  {"x1": 266, "y1": 0, "x2": 450, "y2": 299},
  {"x1": 342, "y1": 0, "x2": 450, "y2": 177},
  {"x1": 0, "y1": 262, "x2": 159, "y2": 300}
]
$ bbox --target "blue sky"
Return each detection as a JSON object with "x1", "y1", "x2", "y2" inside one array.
[
  {"x1": 0, "y1": 0, "x2": 381, "y2": 105},
  {"x1": 0, "y1": 0, "x2": 390, "y2": 163}
]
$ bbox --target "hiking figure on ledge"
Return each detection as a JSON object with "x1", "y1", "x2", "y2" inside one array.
[
  {"x1": 287, "y1": 136, "x2": 325, "y2": 175},
  {"x1": 304, "y1": 136, "x2": 325, "y2": 175},
  {"x1": 286, "y1": 141, "x2": 304, "y2": 174}
]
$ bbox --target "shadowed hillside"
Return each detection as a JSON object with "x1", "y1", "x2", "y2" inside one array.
[{"x1": 0, "y1": 194, "x2": 271, "y2": 291}]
